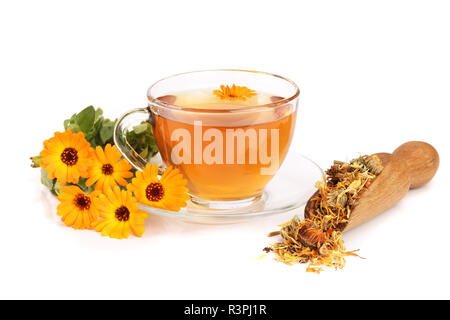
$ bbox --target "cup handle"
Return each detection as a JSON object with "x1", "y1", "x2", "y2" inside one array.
[{"x1": 113, "y1": 106, "x2": 154, "y2": 171}]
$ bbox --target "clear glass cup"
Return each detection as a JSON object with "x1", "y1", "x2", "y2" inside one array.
[{"x1": 114, "y1": 70, "x2": 300, "y2": 210}]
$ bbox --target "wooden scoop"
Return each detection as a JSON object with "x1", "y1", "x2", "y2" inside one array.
[{"x1": 304, "y1": 141, "x2": 440, "y2": 231}]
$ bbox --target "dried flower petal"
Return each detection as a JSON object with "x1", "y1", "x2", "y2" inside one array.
[{"x1": 266, "y1": 155, "x2": 383, "y2": 273}]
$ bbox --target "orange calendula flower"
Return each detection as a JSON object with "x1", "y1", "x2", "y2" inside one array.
[
  {"x1": 93, "y1": 186, "x2": 148, "y2": 239},
  {"x1": 40, "y1": 130, "x2": 93, "y2": 184},
  {"x1": 56, "y1": 186, "x2": 100, "y2": 229},
  {"x1": 127, "y1": 164, "x2": 190, "y2": 212},
  {"x1": 86, "y1": 144, "x2": 133, "y2": 193},
  {"x1": 213, "y1": 84, "x2": 256, "y2": 101}
]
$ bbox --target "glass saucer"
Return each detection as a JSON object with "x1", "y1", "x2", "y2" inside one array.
[{"x1": 140, "y1": 152, "x2": 323, "y2": 224}]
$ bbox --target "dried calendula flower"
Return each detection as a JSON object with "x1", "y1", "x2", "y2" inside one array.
[{"x1": 265, "y1": 154, "x2": 383, "y2": 273}]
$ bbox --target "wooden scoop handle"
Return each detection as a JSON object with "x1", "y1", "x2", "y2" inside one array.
[
  {"x1": 304, "y1": 141, "x2": 439, "y2": 231},
  {"x1": 392, "y1": 141, "x2": 439, "y2": 189}
]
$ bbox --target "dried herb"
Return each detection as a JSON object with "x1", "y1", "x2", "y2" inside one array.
[{"x1": 265, "y1": 155, "x2": 383, "y2": 273}]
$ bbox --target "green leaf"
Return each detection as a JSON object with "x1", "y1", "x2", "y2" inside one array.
[
  {"x1": 75, "y1": 106, "x2": 95, "y2": 132},
  {"x1": 66, "y1": 123, "x2": 81, "y2": 133},
  {"x1": 69, "y1": 113, "x2": 77, "y2": 123},
  {"x1": 139, "y1": 147, "x2": 149, "y2": 159},
  {"x1": 63, "y1": 119, "x2": 70, "y2": 130},
  {"x1": 125, "y1": 121, "x2": 158, "y2": 161},
  {"x1": 100, "y1": 121, "x2": 115, "y2": 145},
  {"x1": 40, "y1": 168, "x2": 54, "y2": 189},
  {"x1": 64, "y1": 113, "x2": 77, "y2": 128},
  {"x1": 133, "y1": 123, "x2": 148, "y2": 135},
  {"x1": 92, "y1": 120, "x2": 104, "y2": 140},
  {"x1": 53, "y1": 181, "x2": 63, "y2": 195},
  {"x1": 94, "y1": 108, "x2": 104, "y2": 122},
  {"x1": 76, "y1": 178, "x2": 94, "y2": 193},
  {"x1": 40, "y1": 168, "x2": 58, "y2": 195}
]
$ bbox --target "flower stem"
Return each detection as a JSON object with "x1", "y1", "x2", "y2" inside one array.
[{"x1": 30, "y1": 155, "x2": 42, "y2": 168}]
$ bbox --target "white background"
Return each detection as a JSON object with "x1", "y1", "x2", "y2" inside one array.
[{"x1": 0, "y1": 0, "x2": 449, "y2": 299}]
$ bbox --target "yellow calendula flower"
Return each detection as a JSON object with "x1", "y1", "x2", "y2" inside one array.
[
  {"x1": 56, "y1": 186, "x2": 100, "y2": 229},
  {"x1": 127, "y1": 164, "x2": 189, "y2": 212},
  {"x1": 86, "y1": 144, "x2": 133, "y2": 193},
  {"x1": 40, "y1": 130, "x2": 93, "y2": 184},
  {"x1": 93, "y1": 186, "x2": 148, "y2": 239},
  {"x1": 213, "y1": 84, "x2": 256, "y2": 101}
]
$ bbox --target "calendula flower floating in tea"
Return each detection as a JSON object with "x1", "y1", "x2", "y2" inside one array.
[
  {"x1": 128, "y1": 163, "x2": 190, "y2": 212},
  {"x1": 93, "y1": 187, "x2": 148, "y2": 239},
  {"x1": 40, "y1": 130, "x2": 94, "y2": 184},
  {"x1": 56, "y1": 186, "x2": 100, "y2": 230},
  {"x1": 265, "y1": 155, "x2": 383, "y2": 273},
  {"x1": 86, "y1": 144, "x2": 133, "y2": 193},
  {"x1": 213, "y1": 84, "x2": 256, "y2": 101}
]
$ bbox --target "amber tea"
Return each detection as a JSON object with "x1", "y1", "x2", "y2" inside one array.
[
  {"x1": 114, "y1": 70, "x2": 300, "y2": 209},
  {"x1": 151, "y1": 87, "x2": 297, "y2": 202}
]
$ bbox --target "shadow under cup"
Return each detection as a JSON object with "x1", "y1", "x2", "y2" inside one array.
[{"x1": 115, "y1": 70, "x2": 300, "y2": 210}]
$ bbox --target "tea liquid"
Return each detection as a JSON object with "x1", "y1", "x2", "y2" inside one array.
[{"x1": 151, "y1": 89, "x2": 297, "y2": 201}]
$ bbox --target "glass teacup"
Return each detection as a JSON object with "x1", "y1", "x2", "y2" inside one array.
[{"x1": 114, "y1": 70, "x2": 300, "y2": 209}]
